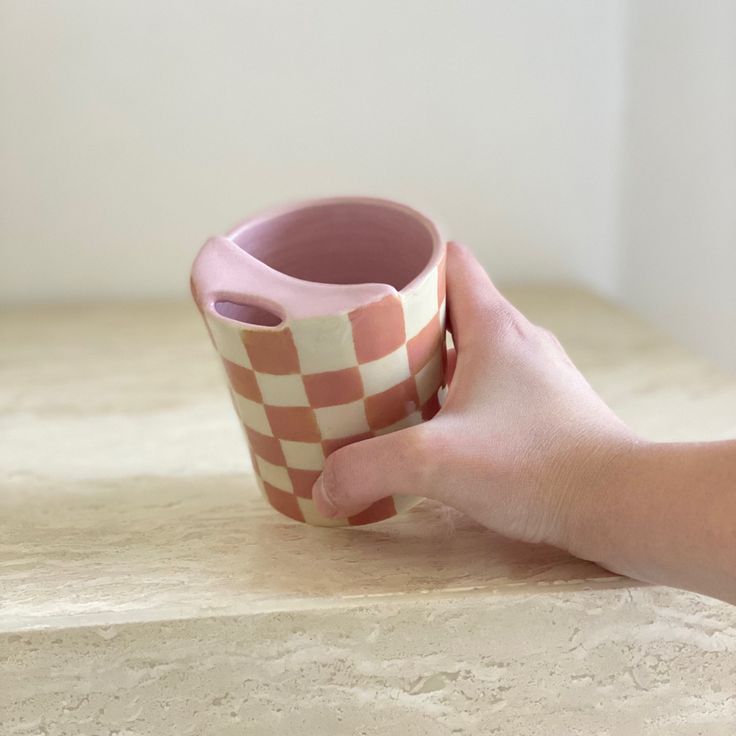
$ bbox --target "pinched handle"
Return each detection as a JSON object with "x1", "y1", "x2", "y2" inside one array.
[{"x1": 191, "y1": 236, "x2": 395, "y2": 324}]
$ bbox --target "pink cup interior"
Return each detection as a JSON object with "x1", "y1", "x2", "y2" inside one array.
[{"x1": 230, "y1": 200, "x2": 435, "y2": 291}]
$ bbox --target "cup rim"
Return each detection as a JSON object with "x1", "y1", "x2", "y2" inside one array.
[{"x1": 224, "y1": 195, "x2": 445, "y2": 297}]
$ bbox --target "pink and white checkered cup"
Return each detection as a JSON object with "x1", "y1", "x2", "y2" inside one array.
[{"x1": 191, "y1": 197, "x2": 447, "y2": 526}]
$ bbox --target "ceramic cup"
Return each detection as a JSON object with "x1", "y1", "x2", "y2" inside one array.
[{"x1": 191, "y1": 197, "x2": 447, "y2": 526}]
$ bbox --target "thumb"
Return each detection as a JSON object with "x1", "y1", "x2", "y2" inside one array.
[{"x1": 312, "y1": 426, "x2": 429, "y2": 519}]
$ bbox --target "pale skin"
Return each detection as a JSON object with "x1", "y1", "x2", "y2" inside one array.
[{"x1": 312, "y1": 242, "x2": 736, "y2": 605}]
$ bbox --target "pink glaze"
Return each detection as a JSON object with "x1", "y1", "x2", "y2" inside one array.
[{"x1": 191, "y1": 197, "x2": 443, "y2": 324}]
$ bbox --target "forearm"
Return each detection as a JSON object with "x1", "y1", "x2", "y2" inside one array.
[{"x1": 569, "y1": 440, "x2": 736, "y2": 604}]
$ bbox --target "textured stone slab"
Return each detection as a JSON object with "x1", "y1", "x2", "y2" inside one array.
[{"x1": 1, "y1": 288, "x2": 735, "y2": 734}]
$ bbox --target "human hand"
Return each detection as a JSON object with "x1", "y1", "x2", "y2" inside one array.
[{"x1": 311, "y1": 242, "x2": 637, "y2": 549}]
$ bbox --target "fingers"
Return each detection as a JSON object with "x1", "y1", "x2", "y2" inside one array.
[
  {"x1": 312, "y1": 426, "x2": 432, "y2": 519},
  {"x1": 446, "y1": 241, "x2": 537, "y2": 364},
  {"x1": 445, "y1": 241, "x2": 505, "y2": 352}
]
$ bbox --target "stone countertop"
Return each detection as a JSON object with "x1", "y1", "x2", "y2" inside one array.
[{"x1": 1, "y1": 287, "x2": 735, "y2": 735}]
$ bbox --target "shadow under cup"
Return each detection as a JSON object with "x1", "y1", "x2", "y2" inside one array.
[{"x1": 191, "y1": 197, "x2": 447, "y2": 526}]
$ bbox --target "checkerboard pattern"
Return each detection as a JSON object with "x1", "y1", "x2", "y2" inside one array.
[{"x1": 203, "y1": 255, "x2": 446, "y2": 526}]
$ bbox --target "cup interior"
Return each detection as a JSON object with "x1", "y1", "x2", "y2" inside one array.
[{"x1": 230, "y1": 200, "x2": 436, "y2": 291}]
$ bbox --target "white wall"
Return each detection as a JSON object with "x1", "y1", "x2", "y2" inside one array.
[
  {"x1": 3, "y1": 1, "x2": 734, "y2": 372},
  {"x1": 0, "y1": 0, "x2": 624, "y2": 303},
  {"x1": 618, "y1": 0, "x2": 736, "y2": 371}
]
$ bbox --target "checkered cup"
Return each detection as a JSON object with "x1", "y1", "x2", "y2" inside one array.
[{"x1": 191, "y1": 197, "x2": 447, "y2": 526}]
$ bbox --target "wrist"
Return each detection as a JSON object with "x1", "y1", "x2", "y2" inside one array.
[{"x1": 552, "y1": 432, "x2": 647, "y2": 565}]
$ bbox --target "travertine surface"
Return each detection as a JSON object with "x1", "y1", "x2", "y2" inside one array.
[{"x1": 1, "y1": 288, "x2": 735, "y2": 734}]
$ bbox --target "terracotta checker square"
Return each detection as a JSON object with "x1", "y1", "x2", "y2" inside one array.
[
  {"x1": 364, "y1": 377, "x2": 420, "y2": 431},
  {"x1": 245, "y1": 426, "x2": 285, "y2": 466},
  {"x1": 288, "y1": 468, "x2": 322, "y2": 499},
  {"x1": 241, "y1": 327, "x2": 301, "y2": 375},
  {"x1": 265, "y1": 405, "x2": 321, "y2": 442},
  {"x1": 302, "y1": 366, "x2": 364, "y2": 408},
  {"x1": 223, "y1": 359, "x2": 262, "y2": 402},
  {"x1": 262, "y1": 481, "x2": 305, "y2": 522},
  {"x1": 349, "y1": 295, "x2": 406, "y2": 363}
]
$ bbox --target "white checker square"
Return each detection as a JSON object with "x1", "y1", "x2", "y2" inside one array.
[
  {"x1": 206, "y1": 313, "x2": 251, "y2": 367},
  {"x1": 231, "y1": 392, "x2": 272, "y2": 435},
  {"x1": 373, "y1": 410, "x2": 422, "y2": 436},
  {"x1": 314, "y1": 399, "x2": 370, "y2": 440},
  {"x1": 297, "y1": 497, "x2": 346, "y2": 527},
  {"x1": 255, "y1": 455, "x2": 293, "y2": 492},
  {"x1": 291, "y1": 313, "x2": 358, "y2": 374},
  {"x1": 415, "y1": 350, "x2": 443, "y2": 405},
  {"x1": 401, "y1": 269, "x2": 439, "y2": 340},
  {"x1": 280, "y1": 440, "x2": 325, "y2": 471},
  {"x1": 358, "y1": 346, "x2": 411, "y2": 396},
  {"x1": 255, "y1": 372, "x2": 310, "y2": 407}
]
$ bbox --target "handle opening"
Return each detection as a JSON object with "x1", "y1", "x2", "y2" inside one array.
[{"x1": 215, "y1": 300, "x2": 284, "y2": 328}]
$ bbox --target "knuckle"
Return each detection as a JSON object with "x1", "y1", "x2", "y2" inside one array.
[
  {"x1": 403, "y1": 423, "x2": 431, "y2": 460},
  {"x1": 495, "y1": 307, "x2": 558, "y2": 352},
  {"x1": 401, "y1": 424, "x2": 442, "y2": 487},
  {"x1": 539, "y1": 326, "x2": 557, "y2": 343},
  {"x1": 536, "y1": 326, "x2": 566, "y2": 353},
  {"x1": 494, "y1": 303, "x2": 530, "y2": 342}
]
